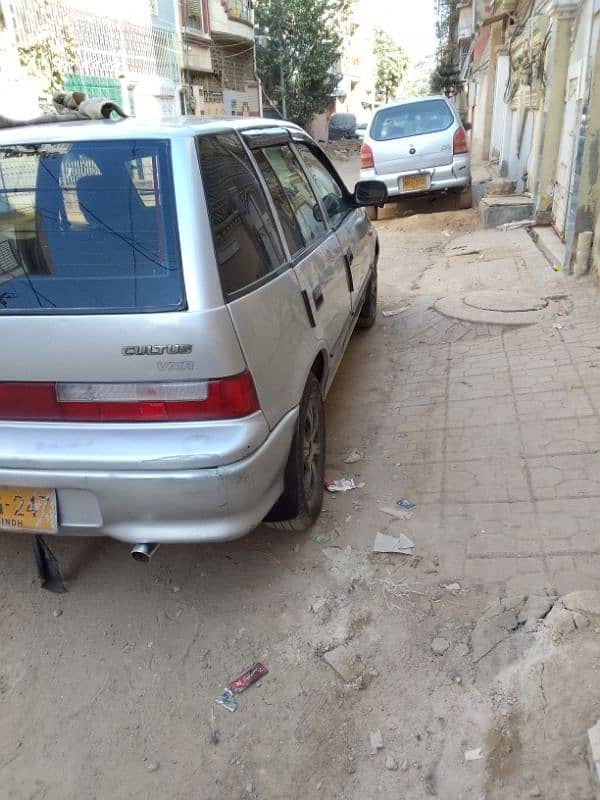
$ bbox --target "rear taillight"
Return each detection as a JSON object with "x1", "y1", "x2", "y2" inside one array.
[
  {"x1": 360, "y1": 142, "x2": 374, "y2": 170},
  {"x1": 0, "y1": 373, "x2": 259, "y2": 422},
  {"x1": 453, "y1": 127, "x2": 468, "y2": 155}
]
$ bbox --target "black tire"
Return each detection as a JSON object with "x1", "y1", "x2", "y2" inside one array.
[
  {"x1": 366, "y1": 205, "x2": 379, "y2": 221},
  {"x1": 265, "y1": 373, "x2": 325, "y2": 531},
  {"x1": 356, "y1": 265, "x2": 377, "y2": 329}
]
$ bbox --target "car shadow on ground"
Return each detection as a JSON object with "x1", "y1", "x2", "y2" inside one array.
[{"x1": 377, "y1": 192, "x2": 469, "y2": 219}]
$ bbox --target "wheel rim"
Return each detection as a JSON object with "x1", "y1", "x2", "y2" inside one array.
[{"x1": 302, "y1": 394, "x2": 322, "y2": 499}]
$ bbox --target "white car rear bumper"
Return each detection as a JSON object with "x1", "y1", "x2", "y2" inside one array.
[{"x1": 361, "y1": 155, "x2": 470, "y2": 197}]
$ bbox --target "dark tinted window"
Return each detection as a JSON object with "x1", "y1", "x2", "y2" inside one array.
[
  {"x1": 197, "y1": 133, "x2": 285, "y2": 296},
  {"x1": 0, "y1": 139, "x2": 183, "y2": 313},
  {"x1": 370, "y1": 99, "x2": 454, "y2": 141},
  {"x1": 295, "y1": 143, "x2": 351, "y2": 229},
  {"x1": 330, "y1": 113, "x2": 356, "y2": 130},
  {"x1": 253, "y1": 145, "x2": 326, "y2": 256}
]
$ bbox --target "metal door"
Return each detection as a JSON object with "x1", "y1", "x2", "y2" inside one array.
[{"x1": 334, "y1": 208, "x2": 374, "y2": 312}]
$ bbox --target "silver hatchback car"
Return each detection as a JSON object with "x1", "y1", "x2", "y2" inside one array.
[
  {"x1": 0, "y1": 117, "x2": 386, "y2": 558},
  {"x1": 360, "y1": 95, "x2": 471, "y2": 218}
]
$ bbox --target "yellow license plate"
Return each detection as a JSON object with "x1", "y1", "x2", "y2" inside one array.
[
  {"x1": 402, "y1": 174, "x2": 427, "y2": 191},
  {"x1": 0, "y1": 487, "x2": 58, "y2": 534}
]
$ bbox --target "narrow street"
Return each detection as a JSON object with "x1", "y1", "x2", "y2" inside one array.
[{"x1": 2, "y1": 166, "x2": 600, "y2": 800}]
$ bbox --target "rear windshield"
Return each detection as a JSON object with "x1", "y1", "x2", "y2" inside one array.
[
  {"x1": 370, "y1": 100, "x2": 454, "y2": 141},
  {"x1": 0, "y1": 139, "x2": 183, "y2": 314},
  {"x1": 330, "y1": 114, "x2": 356, "y2": 129}
]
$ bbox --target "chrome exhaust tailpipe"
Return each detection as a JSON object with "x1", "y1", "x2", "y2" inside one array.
[{"x1": 130, "y1": 543, "x2": 160, "y2": 563}]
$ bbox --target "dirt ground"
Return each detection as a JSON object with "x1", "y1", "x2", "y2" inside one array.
[{"x1": 2, "y1": 163, "x2": 600, "y2": 800}]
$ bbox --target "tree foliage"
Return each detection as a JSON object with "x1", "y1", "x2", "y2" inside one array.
[
  {"x1": 17, "y1": 0, "x2": 77, "y2": 98},
  {"x1": 430, "y1": 0, "x2": 462, "y2": 96},
  {"x1": 255, "y1": 0, "x2": 350, "y2": 129},
  {"x1": 374, "y1": 29, "x2": 408, "y2": 104}
]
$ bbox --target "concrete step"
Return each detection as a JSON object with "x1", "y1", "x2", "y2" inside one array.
[
  {"x1": 529, "y1": 225, "x2": 566, "y2": 270},
  {"x1": 480, "y1": 194, "x2": 534, "y2": 229}
]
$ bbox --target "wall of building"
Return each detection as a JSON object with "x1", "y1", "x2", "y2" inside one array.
[
  {"x1": 4, "y1": 0, "x2": 180, "y2": 117},
  {"x1": 470, "y1": 36, "x2": 491, "y2": 162},
  {"x1": 555, "y1": 0, "x2": 598, "y2": 241},
  {"x1": 462, "y1": 0, "x2": 600, "y2": 273},
  {"x1": 0, "y1": 5, "x2": 39, "y2": 116},
  {"x1": 567, "y1": 0, "x2": 600, "y2": 272},
  {"x1": 334, "y1": 0, "x2": 375, "y2": 120},
  {"x1": 489, "y1": 52, "x2": 509, "y2": 162}
]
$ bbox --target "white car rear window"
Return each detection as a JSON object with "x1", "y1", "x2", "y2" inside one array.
[
  {"x1": 370, "y1": 100, "x2": 454, "y2": 141},
  {"x1": 0, "y1": 139, "x2": 183, "y2": 314}
]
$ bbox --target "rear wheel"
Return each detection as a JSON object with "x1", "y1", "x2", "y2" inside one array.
[
  {"x1": 356, "y1": 266, "x2": 377, "y2": 329},
  {"x1": 265, "y1": 373, "x2": 325, "y2": 531}
]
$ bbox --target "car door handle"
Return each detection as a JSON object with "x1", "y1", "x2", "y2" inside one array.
[
  {"x1": 343, "y1": 249, "x2": 354, "y2": 292},
  {"x1": 312, "y1": 284, "x2": 324, "y2": 309}
]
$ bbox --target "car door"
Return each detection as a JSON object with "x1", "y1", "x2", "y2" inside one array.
[
  {"x1": 292, "y1": 139, "x2": 374, "y2": 314},
  {"x1": 196, "y1": 131, "x2": 321, "y2": 429},
  {"x1": 248, "y1": 140, "x2": 351, "y2": 369}
]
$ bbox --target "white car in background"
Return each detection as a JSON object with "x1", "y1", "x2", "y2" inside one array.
[{"x1": 359, "y1": 95, "x2": 472, "y2": 218}]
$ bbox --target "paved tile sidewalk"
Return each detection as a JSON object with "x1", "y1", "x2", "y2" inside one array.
[{"x1": 379, "y1": 227, "x2": 600, "y2": 598}]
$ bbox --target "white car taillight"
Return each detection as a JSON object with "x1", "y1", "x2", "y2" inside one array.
[
  {"x1": 0, "y1": 373, "x2": 259, "y2": 422},
  {"x1": 56, "y1": 382, "x2": 209, "y2": 403},
  {"x1": 360, "y1": 142, "x2": 374, "y2": 170}
]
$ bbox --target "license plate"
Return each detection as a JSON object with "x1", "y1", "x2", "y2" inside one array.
[
  {"x1": 402, "y1": 174, "x2": 428, "y2": 191},
  {"x1": 0, "y1": 487, "x2": 58, "y2": 534}
]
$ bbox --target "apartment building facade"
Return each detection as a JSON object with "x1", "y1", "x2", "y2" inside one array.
[
  {"x1": 179, "y1": 0, "x2": 259, "y2": 117},
  {"x1": 332, "y1": 0, "x2": 376, "y2": 120},
  {"x1": 0, "y1": 0, "x2": 259, "y2": 120}
]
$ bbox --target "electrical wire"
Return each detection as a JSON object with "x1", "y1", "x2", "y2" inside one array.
[{"x1": 214, "y1": 45, "x2": 255, "y2": 59}]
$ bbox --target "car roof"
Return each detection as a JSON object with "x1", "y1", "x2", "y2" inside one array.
[
  {"x1": 374, "y1": 95, "x2": 451, "y2": 112},
  {"x1": 0, "y1": 115, "x2": 304, "y2": 146}
]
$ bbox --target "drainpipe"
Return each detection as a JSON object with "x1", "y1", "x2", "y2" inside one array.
[{"x1": 252, "y1": 34, "x2": 263, "y2": 116}]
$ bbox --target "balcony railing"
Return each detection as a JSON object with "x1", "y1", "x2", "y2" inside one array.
[{"x1": 223, "y1": 0, "x2": 253, "y2": 25}]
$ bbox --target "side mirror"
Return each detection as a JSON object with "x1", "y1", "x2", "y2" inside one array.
[
  {"x1": 463, "y1": 121, "x2": 472, "y2": 131},
  {"x1": 353, "y1": 180, "x2": 388, "y2": 208}
]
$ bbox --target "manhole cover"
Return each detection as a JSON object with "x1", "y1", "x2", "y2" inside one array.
[{"x1": 463, "y1": 290, "x2": 548, "y2": 313}]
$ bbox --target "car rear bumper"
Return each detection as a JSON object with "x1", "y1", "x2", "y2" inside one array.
[
  {"x1": 0, "y1": 407, "x2": 298, "y2": 544},
  {"x1": 361, "y1": 155, "x2": 470, "y2": 197}
]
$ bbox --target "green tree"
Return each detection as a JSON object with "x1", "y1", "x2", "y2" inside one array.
[
  {"x1": 430, "y1": 0, "x2": 462, "y2": 97},
  {"x1": 374, "y1": 29, "x2": 408, "y2": 104},
  {"x1": 17, "y1": 0, "x2": 77, "y2": 99},
  {"x1": 255, "y1": 0, "x2": 350, "y2": 129}
]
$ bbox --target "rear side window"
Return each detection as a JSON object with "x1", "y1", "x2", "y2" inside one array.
[
  {"x1": 370, "y1": 100, "x2": 454, "y2": 141},
  {"x1": 197, "y1": 133, "x2": 285, "y2": 297},
  {"x1": 0, "y1": 139, "x2": 183, "y2": 313},
  {"x1": 252, "y1": 145, "x2": 326, "y2": 256}
]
